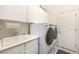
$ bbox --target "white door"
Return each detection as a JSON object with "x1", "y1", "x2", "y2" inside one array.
[{"x1": 58, "y1": 10, "x2": 78, "y2": 52}]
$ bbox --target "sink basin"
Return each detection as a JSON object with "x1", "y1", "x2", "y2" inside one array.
[
  {"x1": 2, "y1": 34, "x2": 38, "y2": 47},
  {"x1": 2, "y1": 35, "x2": 26, "y2": 47},
  {"x1": 23, "y1": 34, "x2": 38, "y2": 39}
]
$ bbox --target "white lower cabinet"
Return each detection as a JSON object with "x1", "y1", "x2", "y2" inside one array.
[
  {"x1": 25, "y1": 44, "x2": 38, "y2": 54},
  {"x1": 0, "y1": 39, "x2": 38, "y2": 54},
  {"x1": 24, "y1": 39, "x2": 38, "y2": 54},
  {"x1": 0, "y1": 44, "x2": 24, "y2": 54},
  {"x1": 24, "y1": 39, "x2": 38, "y2": 50}
]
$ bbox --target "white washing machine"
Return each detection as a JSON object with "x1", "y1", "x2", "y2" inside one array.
[{"x1": 30, "y1": 23, "x2": 57, "y2": 54}]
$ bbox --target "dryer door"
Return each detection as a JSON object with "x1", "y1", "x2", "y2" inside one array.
[{"x1": 45, "y1": 27, "x2": 54, "y2": 45}]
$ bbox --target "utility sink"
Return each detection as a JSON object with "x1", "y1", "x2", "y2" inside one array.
[
  {"x1": 1, "y1": 34, "x2": 38, "y2": 49},
  {"x1": 2, "y1": 35, "x2": 27, "y2": 47}
]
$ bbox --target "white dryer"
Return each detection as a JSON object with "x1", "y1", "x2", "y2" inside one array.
[{"x1": 30, "y1": 23, "x2": 57, "y2": 54}]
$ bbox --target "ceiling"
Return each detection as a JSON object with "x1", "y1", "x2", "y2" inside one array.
[
  {"x1": 41, "y1": 5, "x2": 79, "y2": 24},
  {"x1": 42, "y1": 5, "x2": 79, "y2": 15}
]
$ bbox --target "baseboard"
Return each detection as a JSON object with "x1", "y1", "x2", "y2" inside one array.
[{"x1": 57, "y1": 45, "x2": 77, "y2": 54}]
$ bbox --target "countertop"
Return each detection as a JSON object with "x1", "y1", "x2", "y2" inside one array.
[{"x1": 0, "y1": 34, "x2": 39, "y2": 51}]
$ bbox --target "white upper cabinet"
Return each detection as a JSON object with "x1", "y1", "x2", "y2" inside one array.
[
  {"x1": 0, "y1": 5, "x2": 48, "y2": 23},
  {"x1": 28, "y1": 5, "x2": 48, "y2": 23},
  {"x1": 39, "y1": 7, "x2": 48, "y2": 23},
  {"x1": 0, "y1": 6, "x2": 27, "y2": 22}
]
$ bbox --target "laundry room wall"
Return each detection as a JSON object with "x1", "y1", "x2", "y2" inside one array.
[
  {"x1": 0, "y1": 20, "x2": 29, "y2": 40},
  {"x1": 16, "y1": 22, "x2": 29, "y2": 35},
  {"x1": 42, "y1": 5, "x2": 79, "y2": 53},
  {"x1": 48, "y1": 13, "x2": 58, "y2": 25}
]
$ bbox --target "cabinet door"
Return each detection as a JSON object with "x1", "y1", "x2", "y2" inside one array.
[
  {"x1": 28, "y1": 5, "x2": 40, "y2": 23},
  {"x1": 28, "y1": 5, "x2": 48, "y2": 23},
  {"x1": 0, "y1": 44, "x2": 24, "y2": 54},
  {"x1": 39, "y1": 8, "x2": 48, "y2": 23},
  {"x1": 24, "y1": 39, "x2": 38, "y2": 50},
  {"x1": 24, "y1": 39, "x2": 38, "y2": 54},
  {"x1": 25, "y1": 44, "x2": 38, "y2": 54},
  {"x1": 58, "y1": 10, "x2": 78, "y2": 52},
  {"x1": 0, "y1": 6, "x2": 27, "y2": 22}
]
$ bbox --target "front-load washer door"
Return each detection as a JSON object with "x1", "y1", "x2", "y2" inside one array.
[{"x1": 45, "y1": 27, "x2": 54, "y2": 45}]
